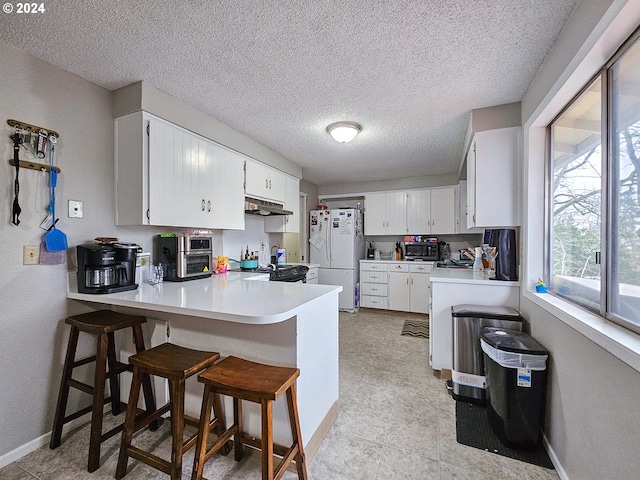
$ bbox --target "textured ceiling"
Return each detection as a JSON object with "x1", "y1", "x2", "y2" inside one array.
[{"x1": 0, "y1": 0, "x2": 579, "y2": 186}]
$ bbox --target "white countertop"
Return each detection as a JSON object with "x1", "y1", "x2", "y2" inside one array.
[
  {"x1": 67, "y1": 271, "x2": 341, "y2": 324},
  {"x1": 360, "y1": 259, "x2": 434, "y2": 264},
  {"x1": 430, "y1": 266, "x2": 520, "y2": 286}
]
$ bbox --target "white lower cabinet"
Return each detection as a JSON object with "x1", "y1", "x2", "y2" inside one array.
[
  {"x1": 409, "y1": 263, "x2": 432, "y2": 313},
  {"x1": 359, "y1": 261, "x2": 432, "y2": 313},
  {"x1": 306, "y1": 267, "x2": 318, "y2": 284},
  {"x1": 360, "y1": 262, "x2": 389, "y2": 309},
  {"x1": 429, "y1": 277, "x2": 519, "y2": 371},
  {"x1": 388, "y1": 263, "x2": 410, "y2": 311}
]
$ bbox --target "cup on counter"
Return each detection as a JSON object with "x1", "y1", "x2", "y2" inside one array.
[{"x1": 149, "y1": 263, "x2": 163, "y2": 285}]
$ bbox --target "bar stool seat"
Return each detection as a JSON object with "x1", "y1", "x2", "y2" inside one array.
[
  {"x1": 50, "y1": 310, "x2": 157, "y2": 473},
  {"x1": 192, "y1": 356, "x2": 308, "y2": 480},
  {"x1": 116, "y1": 343, "x2": 225, "y2": 480}
]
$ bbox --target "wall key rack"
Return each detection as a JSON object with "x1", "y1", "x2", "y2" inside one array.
[{"x1": 7, "y1": 119, "x2": 61, "y2": 173}]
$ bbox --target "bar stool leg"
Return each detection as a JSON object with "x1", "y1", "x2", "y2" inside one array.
[
  {"x1": 106, "y1": 331, "x2": 122, "y2": 416},
  {"x1": 234, "y1": 397, "x2": 244, "y2": 461},
  {"x1": 192, "y1": 385, "x2": 213, "y2": 480},
  {"x1": 116, "y1": 365, "x2": 143, "y2": 479},
  {"x1": 169, "y1": 379, "x2": 185, "y2": 480},
  {"x1": 50, "y1": 326, "x2": 80, "y2": 449},
  {"x1": 88, "y1": 332, "x2": 108, "y2": 472},
  {"x1": 261, "y1": 400, "x2": 274, "y2": 480},
  {"x1": 286, "y1": 384, "x2": 308, "y2": 480},
  {"x1": 132, "y1": 324, "x2": 159, "y2": 431}
]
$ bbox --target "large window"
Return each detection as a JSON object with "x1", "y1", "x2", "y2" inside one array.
[{"x1": 548, "y1": 31, "x2": 640, "y2": 333}]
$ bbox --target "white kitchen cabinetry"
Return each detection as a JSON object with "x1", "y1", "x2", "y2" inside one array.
[
  {"x1": 388, "y1": 263, "x2": 410, "y2": 311},
  {"x1": 429, "y1": 269, "x2": 519, "y2": 371},
  {"x1": 245, "y1": 158, "x2": 286, "y2": 203},
  {"x1": 359, "y1": 262, "x2": 388, "y2": 309},
  {"x1": 115, "y1": 111, "x2": 244, "y2": 230},
  {"x1": 457, "y1": 180, "x2": 483, "y2": 234},
  {"x1": 406, "y1": 187, "x2": 456, "y2": 235},
  {"x1": 409, "y1": 263, "x2": 432, "y2": 314},
  {"x1": 467, "y1": 127, "x2": 520, "y2": 228},
  {"x1": 306, "y1": 266, "x2": 318, "y2": 284},
  {"x1": 359, "y1": 261, "x2": 431, "y2": 313},
  {"x1": 264, "y1": 175, "x2": 300, "y2": 233},
  {"x1": 364, "y1": 192, "x2": 406, "y2": 235}
]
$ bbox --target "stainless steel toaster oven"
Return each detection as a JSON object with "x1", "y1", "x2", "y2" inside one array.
[{"x1": 155, "y1": 235, "x2": 213, "y2": 281}]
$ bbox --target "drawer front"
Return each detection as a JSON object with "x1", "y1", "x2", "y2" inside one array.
[
  {"x1": 362, "y1": 271, "x2": 387, "y2": 284},
  {"x1": 306, "y1": 268, "x2": 318, "y2": 281},
  {"x1": 360, "y1": 295, "x2": 387, "y2": 309},
  {"x1": 360, "y1": 262, "x2": 389, "y2": 272},
  {"x1": 361, "y1": 283, "x2": 388, "y2": 296},
  {"x1": 409, "y1": 263, "x2": 433, "y2": 274},
  {"x1": 388, "y1": 262, "x2": 409, "y2": 273}
]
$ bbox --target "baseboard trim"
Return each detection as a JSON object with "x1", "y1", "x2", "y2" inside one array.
[
  {"x1": 0, "y1": 410, "x2": 93, "y2": 469},
  {"x1": 542, "y1": 433, "x2": 568, "y2": 479}
]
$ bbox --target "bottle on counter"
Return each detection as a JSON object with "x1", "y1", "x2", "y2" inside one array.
[
  {"x1": 245, "y1": 246, "x2": 249, "y2": 260},
  {"x1": 473, "y1": 247, "x2": 484, "y2": 271}
]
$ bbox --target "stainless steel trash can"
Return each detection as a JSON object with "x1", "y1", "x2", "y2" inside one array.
[{"x1": 451, "y1": 305, "x2": 523, "y2": 404}]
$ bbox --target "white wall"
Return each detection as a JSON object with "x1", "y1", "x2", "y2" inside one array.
[{"x1": 520, "y1": 1, "x2": 640, "y2": 478}]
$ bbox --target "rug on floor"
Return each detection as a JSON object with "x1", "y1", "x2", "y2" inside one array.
[
  {"x1": 455, "y1": 401, "x2": 554, "y2": 469},
  {"x1": 401, "y1": 318, "x2": 429, "y2": 338}
]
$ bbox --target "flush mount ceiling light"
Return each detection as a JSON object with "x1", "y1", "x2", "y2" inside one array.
[{"x1": 326, "y1": 121, "x2": 361, "y2": 143}]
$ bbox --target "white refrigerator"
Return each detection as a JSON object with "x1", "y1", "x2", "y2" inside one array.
[{"x1": 310, "y1": 208, "x2": 365, "y2": 312}]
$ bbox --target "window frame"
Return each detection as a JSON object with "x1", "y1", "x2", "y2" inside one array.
[{"x1": 545, "y1": 27, "x2": 640, "y2": 335}]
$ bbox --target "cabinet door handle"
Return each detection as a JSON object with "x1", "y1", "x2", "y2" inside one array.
[
  {"x1": 201, "y1": 199, "x2": 206, "y2": 211},
  {"x1": 411, "y1": 278, "x2": 414, "y2": 285},
  {"x1": 406, "y1": 278, "x2": 409, "y2": 285},
  {"x1": 266, "y1": 179, "x2": 269, "y2": 189},
  {"x1": 207, "y1": 200, "x2": 212, "y2": 212}
]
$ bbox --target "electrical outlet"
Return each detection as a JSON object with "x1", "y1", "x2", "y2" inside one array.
[
  {"x1": 23, "y1": 245, "x2": 40, "y2": 265},
  {"x1": 68, "y1": 200, "x2": 84, "y2": 218}
]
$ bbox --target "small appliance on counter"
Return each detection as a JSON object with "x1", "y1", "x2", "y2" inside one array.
[
  {"x1": 155, "y1": 234, "x2": 213, "y2": 281},
  {"x1": 403, "y1": 236, "x2": 439, "y2": 261},
  {"x1": 366, "y1": 242, "x2": 375, "y2": 259},
  {"x1": 485, "y1": 229, "x2": 518, "y2": 281},
  {"x1": 77, "y1": 242, "x2": 139, "y2": 294}
]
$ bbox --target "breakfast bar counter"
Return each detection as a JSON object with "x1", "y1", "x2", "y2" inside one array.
[{"x1": 67, "y1": 272, "x2": 342, "y2": 459}]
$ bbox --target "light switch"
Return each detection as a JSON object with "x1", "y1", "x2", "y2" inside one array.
[{"x1": 68, "y1": 200, "x2": 84, "y2": 218}]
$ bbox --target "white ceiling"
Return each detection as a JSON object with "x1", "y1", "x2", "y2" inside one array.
[{"x1": 0, "y1": 0, "x2": 579, "y2": 186}]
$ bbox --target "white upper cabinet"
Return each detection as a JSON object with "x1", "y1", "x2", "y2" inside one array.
[
  {"x1": 406, "y1": 187, "x2": 456, "y2": 235},
  {"x1": 457, "y1": 180, "x2": 483, "y2": 233},
  {"x1": 365, "y1": 192, "x2": 406, "y2": 235},
  {"x1": 406, "y1": 190, "x2": 431, "y2": 234},
  {"x1": 115, "y1": 111, "x2": 244, "y2": 230},
  {"x1": 245, "y1": 159, "x2": 286, "y2": 203},
  {"x1": 467, "y1": 126, "x2": 520, "y2": 228},
  {"x1": 264, "y1": 175, "x2": 300, "y2": 233}
]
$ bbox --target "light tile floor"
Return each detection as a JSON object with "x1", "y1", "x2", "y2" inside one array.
[{"x1": 0, "y1": 309, "x2": 560, "y2": 479}]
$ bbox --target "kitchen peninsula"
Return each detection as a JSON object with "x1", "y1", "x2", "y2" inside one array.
[{"x1": 67, "y1": 270, "x2": 342, "y2": 459}]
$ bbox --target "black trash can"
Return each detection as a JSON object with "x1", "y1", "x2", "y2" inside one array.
[{"x1": 480, "y1": 327, "x2": 549, "y2": 450}]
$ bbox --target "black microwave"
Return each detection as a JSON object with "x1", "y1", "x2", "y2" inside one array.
[{"x1": 404, "y1": 236, "x2": 438, "y2": 261}]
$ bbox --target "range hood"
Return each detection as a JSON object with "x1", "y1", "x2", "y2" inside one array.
[{"x1": 245, "y1": 197, "x2": 293, "y2": 216}]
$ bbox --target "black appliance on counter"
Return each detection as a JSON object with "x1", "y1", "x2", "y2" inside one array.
[
  {"x1": 485, "y1": 229, "x2": 518, "y2": 281},
  {"x1": 155, "y1": 235, "x2": 213, "y2": 281},
  {"x1": 77, "y1": 243, "x2": 139, "y2": 294},
  {"x1": 403, "y1": 236, "x2": 439, "y2": 261}
]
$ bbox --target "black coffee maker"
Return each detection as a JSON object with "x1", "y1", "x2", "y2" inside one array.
[
  {"x1": 486, "y1": 229, "x2": 518, "y2": 281},
  {"x1": 77, "y1": 243, "x2": 139, "y2": 294}
]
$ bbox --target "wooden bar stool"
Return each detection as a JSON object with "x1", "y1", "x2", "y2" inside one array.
[
  {"x1": 50, "y1": 310, "x2": 157, "y2": 473},
  {"x1": 115, "y1": 343, "x2": 225, "y2": 480},
  {"x1": 192, "y1": 356, "x2": 308, "y2": 480}
]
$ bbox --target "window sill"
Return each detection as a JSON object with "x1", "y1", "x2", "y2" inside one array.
[{"x1": 523, "y1": 288, "x2": 640, "y2": 373}]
